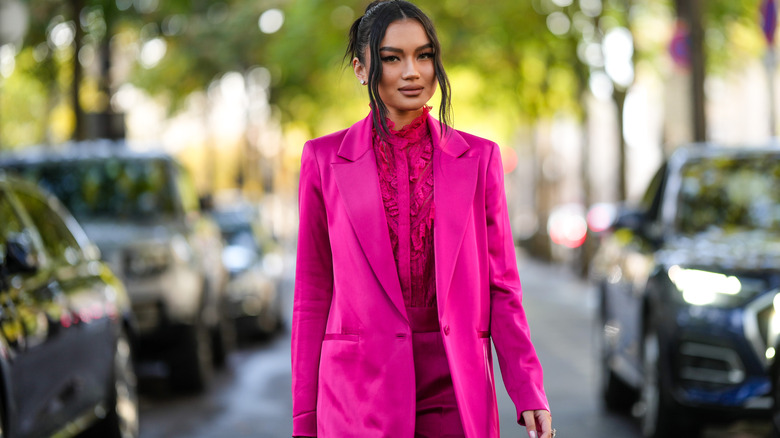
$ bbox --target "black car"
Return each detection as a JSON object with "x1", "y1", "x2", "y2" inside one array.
[
  {"x1": 0, "y1": 172, "x2": 138, "y2": 438},
  {"x1": 591, "y1": 145, "x2": 780, "y2": 437}
]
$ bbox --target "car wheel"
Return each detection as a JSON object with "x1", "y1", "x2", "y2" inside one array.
[
  {"x1": 211, "y1": 312, "x2": 236, "y2": 368},
  {"x1": 596, "y1": 319, "x2": 635, "y2": 411},
  {"x1": 0, "y1": 382, "x2": 5, "y2": 438},
  {"x1": 168, "y1": 320, "x2": 213, "y2": 392},
  {"x1": 84, "y1": 329, "x2": 139, "y2": 438},
  {"x1": 772, "y1": 354, "x2": 780, "y2": 438},
  {"x1": 638, "y1": 330, "x2": 699, "y2": 438}
]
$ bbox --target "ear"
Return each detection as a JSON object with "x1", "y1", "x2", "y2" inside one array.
[{"x1": 353, "y1": 57, "x2": 368, "y2": 85}]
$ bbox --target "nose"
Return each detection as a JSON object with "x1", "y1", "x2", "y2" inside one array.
[{"x1": 402, "y1": 59, "x2": 420, "y2": 80}]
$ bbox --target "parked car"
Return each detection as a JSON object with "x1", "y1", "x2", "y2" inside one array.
[
  {"x1": 0, "y1": 141, "x2": 231, "y2": 392},
  {"x1": 211, "y1": 203, "x2": 284, "y2": 338},
  {"x1": 0, "y1": 171, "x2": 138, "y2": 438},
  {"x1": 591, "y1": 145, "x2": 779, "y2": 437}
]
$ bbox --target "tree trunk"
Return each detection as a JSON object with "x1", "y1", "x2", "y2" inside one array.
[
  {"x1": 531, "y1": 120, "x2": 554, "y2": 262},
  {"x1": 676, "y1": 0, "x2": 707, "y2": 142},
  {"x1": 613, "y1": 88, "x2": 627, "y2": 201},
  {"x1": 71, "y1": 0, "x2": 85, "y2": 140}
]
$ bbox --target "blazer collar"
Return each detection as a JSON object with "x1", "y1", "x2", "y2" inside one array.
[
  {"x1": 337, "y1": 112, "x2": 470, "y2": 161},
  {"x1": 333, "y1": 111, "x2": 477, "y2": 323}
]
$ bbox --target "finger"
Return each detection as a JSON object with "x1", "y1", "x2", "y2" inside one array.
[
  {"x1": 536, "y1": 411, "x2": 553, "y2": 438},
  {"x1": 522, "y1": 411, "x2": 538, "y2": 438}
]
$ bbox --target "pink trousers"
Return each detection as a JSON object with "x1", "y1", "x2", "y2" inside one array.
[{"x1": 408, "y1": 307, "x2": 465, "y2": 438}]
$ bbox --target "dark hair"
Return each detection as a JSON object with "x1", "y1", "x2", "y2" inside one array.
[{"x1": 345, "y1": 0, "x2": 452, "y2": 138}]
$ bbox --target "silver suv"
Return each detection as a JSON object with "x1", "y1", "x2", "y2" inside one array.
[{"x1": 0, "y1": 141, "x2": 231, "y2": 391}]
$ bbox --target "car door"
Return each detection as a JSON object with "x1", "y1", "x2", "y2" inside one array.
[
  {"x1": 0, "y1": 183, "x2": 72, "y2": 438},
  {"x1": 10, "y1": 183, "x2": 118, "y2": 435}
]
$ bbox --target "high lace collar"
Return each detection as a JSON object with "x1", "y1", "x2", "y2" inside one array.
[{"x1": 382, "y1": 106, "x2": 431, "y2": 145}]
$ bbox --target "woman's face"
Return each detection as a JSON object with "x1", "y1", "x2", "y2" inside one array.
[{"x1": 355, "y1": 19, "x2": 438, "y2": 127}]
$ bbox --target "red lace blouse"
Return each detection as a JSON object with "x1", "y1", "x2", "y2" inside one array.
[{"x1": 372, "y1": 107, "x2": 436, "y2": 308}]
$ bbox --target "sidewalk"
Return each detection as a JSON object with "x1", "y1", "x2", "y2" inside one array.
[{"x1": 516, "y1": 250, "x2": 597, "y2": 314}]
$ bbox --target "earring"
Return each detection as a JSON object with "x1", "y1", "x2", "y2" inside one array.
[{"x1": 360, "y1": 79, "x2": 366, "y2": 85}]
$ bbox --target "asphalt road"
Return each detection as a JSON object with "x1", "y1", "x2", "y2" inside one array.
[{"x1": 137, "y1": 254, "x2": 773, "y2": 438}]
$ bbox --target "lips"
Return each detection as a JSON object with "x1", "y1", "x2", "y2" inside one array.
[{"x1": 399, "y1": 86, "x2": 424, "y2": 96}]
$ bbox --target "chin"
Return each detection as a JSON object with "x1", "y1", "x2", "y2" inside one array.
[{"x1": 399, "y1": 101, "x2": 431, "y2": 113}]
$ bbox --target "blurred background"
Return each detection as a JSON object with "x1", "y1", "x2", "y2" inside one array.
[{"x1": 2, "y1": 0, "x2": 780, "y2": 437}]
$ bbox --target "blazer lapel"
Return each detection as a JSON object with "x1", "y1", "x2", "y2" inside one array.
[
  {"x1": 331, "y1": 115, "x2": 408, "y2": 323},
  {"x1": 431, "y1": 119, "x2": 478, "y2": 318}
]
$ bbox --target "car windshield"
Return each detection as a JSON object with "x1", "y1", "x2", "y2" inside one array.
[
  {"x1": 222, "y1": 226, "x2": 259, "y2": 251},
  {"x1": 676, "y1": 154, "x2": 780, "y2": 235},
  {"x1": 9, "y1": 158, "x2": 177, "y2": 221},
  {"x1": 213, "y1": 211, "x2": 261, "y2": 252}
]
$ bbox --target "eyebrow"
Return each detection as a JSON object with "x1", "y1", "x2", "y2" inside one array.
[{"x1": 379, "y1": 43, "x2": 434, "y2": 53}]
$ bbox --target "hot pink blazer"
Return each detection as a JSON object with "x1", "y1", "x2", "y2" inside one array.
[{"x1": 292, "y1": 113, "x2": 549, "y2": 438}]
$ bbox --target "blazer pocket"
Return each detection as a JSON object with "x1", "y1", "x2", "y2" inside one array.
[
  {"x1": 477, "y1": 330, "x2": 491, "y2": 339},
  {"x1": 323, "y1": 333, "x2": 359, "y2": 342}
]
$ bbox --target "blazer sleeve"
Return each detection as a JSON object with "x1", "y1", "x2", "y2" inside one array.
[
  {"x1": 291, "y1": 141, "x2": 334, "y2": 436},
  {"x1": 484, "y1": 143, "x2": 550, "y2": 423}
]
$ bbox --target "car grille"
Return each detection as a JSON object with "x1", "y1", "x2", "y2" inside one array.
[
  {"x1": 132, "y1": 300, "x2": 162, "y2": 333},
  {"x1": 677, "y1": 342, "x2": 745, "y2": 388}
]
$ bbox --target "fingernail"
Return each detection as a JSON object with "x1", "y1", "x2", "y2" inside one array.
[{"x1": 529, "y1": 432, "x2": 537, "y2": 438}]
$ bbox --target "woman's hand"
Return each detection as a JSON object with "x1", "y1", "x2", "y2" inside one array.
[{"x1": 521, "y1": 409, "x2": 554, "y2": 438}]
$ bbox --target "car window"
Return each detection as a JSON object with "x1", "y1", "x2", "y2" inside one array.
[
  {"x1": 639, "y1": 164, "x2": 667, "y2": 223},
  {"x1": 10, "y1": 158, "x2": 176, "y2": 221},
  {"x1": 676, "y1": 155, "x2": 780, "y2": 235},
  {"x1": 13, "y1": 188, "x2": 83, "y2": 265},
  {"x1": 0, "y1": 190, "x2": 25, "y2": 243},
  {"x1": 0, "y1": 188, "x2": 45, "y2": 269}
]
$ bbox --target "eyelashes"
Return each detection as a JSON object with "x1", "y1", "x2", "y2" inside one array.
[{"x1": 380, "y1": 52, "x2": 435, "y2": 63}]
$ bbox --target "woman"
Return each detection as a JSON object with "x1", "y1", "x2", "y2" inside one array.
[{"x1": 291, "y1": 1, "x2": 554, "y2": 437}]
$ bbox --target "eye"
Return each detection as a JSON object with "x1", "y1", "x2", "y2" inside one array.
[
  {"x1": 419, "y1": 52, "x2": 434, "y2": 60},
  {"x1": 381, "y1": 55, "x2": 399, "y2": 62}
]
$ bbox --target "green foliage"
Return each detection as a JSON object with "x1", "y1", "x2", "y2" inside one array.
[
  {"x1": 1, "y1": 50, "x2": 48, "y2": 146},
  {"x1": 2, "y1": 0, "x2": 778, "y2": 147}
]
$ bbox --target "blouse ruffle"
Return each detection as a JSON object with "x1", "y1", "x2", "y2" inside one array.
[{"x1": 372, "y1": 107, "x2": 436, "y2": 308}]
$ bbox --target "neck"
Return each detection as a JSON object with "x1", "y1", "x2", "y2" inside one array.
[{"x1": 387, "y1": 108, "x2": 425, "y2": 131}]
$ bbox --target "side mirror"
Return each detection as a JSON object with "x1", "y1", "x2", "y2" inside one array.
[
  {"x1": 611, "y1": 209, "x2": 646, "y2": 232},
  {"x1": 3, "y1": 233, "x2": 39, "y2": 275},
  {"x1": 611, "y1": 208, "x2": 664, "y2": 246}
]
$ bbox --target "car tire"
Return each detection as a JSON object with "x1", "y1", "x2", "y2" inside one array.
[
  {"x1": 638, "y1": 330, "x2": 700, "y2": 438},
  {"x1": 168, "y1": 319, "x2": 213, "y2": 392},
  {"x1": 772, "y1": 353, "x2": 780, "y2": 438},
  {"x1": 211, "y1": 311, "x2": 236, "y2": 368},
  {"x1": 596, "y1": 320, "x2": 635, "y2": 411},
  {"x1": 0, "y1": 380, "x2": 5, "y2": 438},
  {"x1": 83, "y1": 329, "x2": 139, "y2": 438}
]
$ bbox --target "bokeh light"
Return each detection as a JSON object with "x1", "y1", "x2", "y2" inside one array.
[{"x1": 259, "y1": 9, "x2": 284, "y2": 35}]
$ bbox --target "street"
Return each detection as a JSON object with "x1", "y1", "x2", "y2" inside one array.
[{"x1": 138, "y1": 254, "x2": 772, "y2": 438}]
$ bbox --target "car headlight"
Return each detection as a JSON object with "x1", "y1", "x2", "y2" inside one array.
[{"x1": 668, "y1": 265, "x2": 763, "y2": 306}]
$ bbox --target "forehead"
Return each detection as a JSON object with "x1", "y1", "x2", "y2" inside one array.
[{"x1": 380, "y1": 19, "x2": 430, "y2": 48}]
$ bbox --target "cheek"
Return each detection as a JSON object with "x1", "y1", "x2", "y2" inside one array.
[
  {"x1": 423, "y1": 64, "x2": 437, "y2": 83},
  {"x1": 378, "y1": 67, "x2": 399, "y2": 90}
]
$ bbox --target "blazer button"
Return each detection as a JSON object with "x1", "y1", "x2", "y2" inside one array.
[{"x1": 443, "y1": 325, "x2": 450, "y2": 336}]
